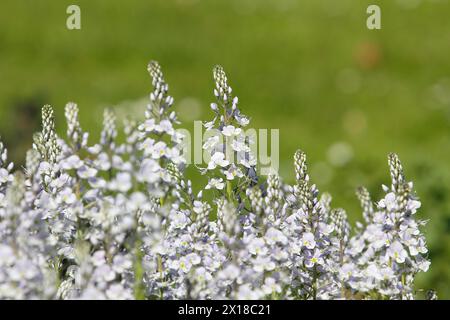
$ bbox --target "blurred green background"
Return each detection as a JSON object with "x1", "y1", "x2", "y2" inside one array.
[{"x1": 0, "y1": 0, "x2": 449, "y2": 298}]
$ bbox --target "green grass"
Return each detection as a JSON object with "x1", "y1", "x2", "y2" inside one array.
[{"x1": 0, "y1": 0, "x2": 449, "y2": 298}]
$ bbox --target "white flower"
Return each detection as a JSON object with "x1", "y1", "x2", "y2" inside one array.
[
  {"x1": 172, "y1": 130, "x2": 185, "y2": 144},
  {"x1": 138, "y1": 159, "x2": 161, "y2": 183},
  {"x1": 231, "y1": 139, "x2": 250, "y2": 153},
  {"x1": 265, "y1": 227, "x2": 287, "y2": 245},
  {"x1": 206, "y1": 178, "x2": 225, "y2": 190},
  {"x1": 365, "y1": 263, "x2": 381, "y2": 280},
  {"x1": 387, "y1": 241, "x2": 408, "y2": 264},
  {"x1": 60, "y1": 155, "x2": 83, "y2": 170},
  {"x1": 77, "y1": 166, "x2": 98, "y2": 179},
  {"x1": 379, "y1": 267, "x2": 395, "y2": 281},
  {"x1": 302, "y1": 232, "x2": 316, "y2": 249},
  {"x1": 87, "y1": 144, "x2": 102, "y2": 154},
  {"x1": 88, "y1": 177, "x2": 106, "y2": 189},
  {"x1": 236, "y1": 116, "x2": 249, "y2": 126},
  {"x1": 186, "y1": 253, "x2": 201, "y2": 265},
  {"x1": 305, "y1": 249, "x2": 324, "y2": 268},
  {"x1": 248, "y1": 237, "x2": 267, "y2": 256},
  {"x1": 339, "y1": 263, "x2": 357, "y2": 281},
  {"x1": 379, "y1": 192, "x2": 396, "y2": 211},
  {"x1": 203, "y1": 136, "x2": 220, "y2": 150},
  {"x1": 155, "y1": 119, "x2": 174, "y2": 134},
  {"x1": 94, "y1": 153, "x2": 111, "y2": 171},
  {"x1": 204, "y1": 120, "x2": 216, "y2": 131},
  {"x1": 169, "y1": 211, "x2": 190, "y2": 229},
  {"x1": 239, "y1": 154, "x2": 257, "y2": 168},
  {"x1": 148, "y1": 141, "x2": 168, "y2": 159},
  {"x1": 262, "y1": 277, "x2": 282, "y2": 296},
  {"x1": 0, "y1": 245, "x2": 15, "y2": 265},
  {"x1": 109, "y1": 172, "x2": 132, "y2": 192},
  {"x1": 176, "y1": 256, "x2": 193, "y2": 273},
  {"x1": 417, "y1": 257, "x2": 431, "y2": 272},
  {"x1": 224, "y1": 165, "x2": 243, "y2": 180},
  {"x1": 219, "y1": 264, "x2": 240, "y2": 280},
  {"x1": 222, "y1": 125, "x2": 241, "y2": 136},
  {"x1": 140, "y1": 118, "x2": 156, "y2": 132},
  {"x1": 237, "y1": 284, "x2": 262, "y2": 300},
  {"x1": 252, "y1": 255, "x2": 276, "y2": 272},
  {"x1": 60, "y1": 188, "x2": 77, "y2": 204},
  {"x1": 193, "y1": 267, "x2": 212, "y2": 283},
  {"x1": 192, "y1": 200, "x2": 205, "y2": 214},
  {"x1": 207, "y1": 152, "x2": 229, "y2": 170},
  {"x1": 106, "y1": 284, "x2": 131, "y2": 300},
  {"x1": 406, "y1": 198, "x2": 421, "y2": 214},
  {"x1": 210, "y1": 103, "x2": 218, "y2": 111},
  {"x1": 140, "y1": 137, "x2": 155, "y2": 151},
  {"x1": 0, "y1": 168, "x2": 11, "y2": 184},
  {"x1": 112, "y1": 255, "x2": 133, "y2": 273},
  {"x1": 127, "y1": 192, "x2": 147, "y2": 211}
]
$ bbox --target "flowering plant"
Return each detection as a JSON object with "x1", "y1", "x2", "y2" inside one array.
[{"x1": 0, "y1": 61, "x2": 433, "y2": 300}]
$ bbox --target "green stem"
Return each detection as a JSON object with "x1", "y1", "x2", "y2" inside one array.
[
  {"x1": 226, "y1": 180, "x2": 233, "y2": 202},
  {"x1": 133, "y1": 238, "x2": 145, "y2": 300},
  {"x1": 157, "y1": 255, "x2": 164, "y2": 300}
]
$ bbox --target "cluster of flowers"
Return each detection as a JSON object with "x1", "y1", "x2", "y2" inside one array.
[{"x1": 0, "y1": 61, "x2": 433, "y2": 299}]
